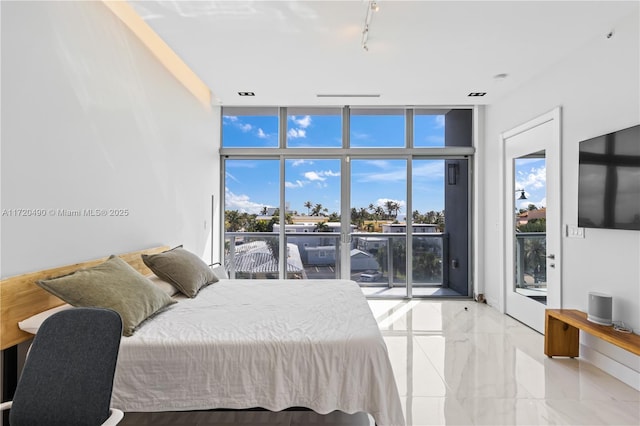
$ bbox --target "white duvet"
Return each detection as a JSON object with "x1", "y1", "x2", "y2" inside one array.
[{"x1": 112, "y1": 279, "x2": 405, "y2": 426}]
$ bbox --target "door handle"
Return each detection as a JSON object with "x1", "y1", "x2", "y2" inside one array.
[{"x1": 546, "y1": 254, "x2": 555, "y2": 259}]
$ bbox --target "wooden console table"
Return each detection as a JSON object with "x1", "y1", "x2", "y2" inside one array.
[{"x1": 544, "y1": 309, "x2": 640, "y2": 357}]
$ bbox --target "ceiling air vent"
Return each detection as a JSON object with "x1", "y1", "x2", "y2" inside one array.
[
  {"x1": 316, "y1": 94, "x2": 381, "y2": 98},
  {"x1": 238, "y1": 92, "x2": 255, "y2": 96},
  {"x1": 468, "y1": 92, "x2": 487, "y2": 97}
]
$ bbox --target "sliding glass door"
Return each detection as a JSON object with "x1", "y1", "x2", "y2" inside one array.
[{"x1": 351, "y1": 159, "x2": 408, "y2": 297}]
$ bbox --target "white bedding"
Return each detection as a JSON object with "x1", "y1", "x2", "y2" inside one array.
[{"x1": 112, "y1": 279, "x2": 405, "y2": 426}]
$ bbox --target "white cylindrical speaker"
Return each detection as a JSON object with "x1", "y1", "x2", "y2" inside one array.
[{"x1": 587, "y1": 292, "x2": 613, "y2": 326}]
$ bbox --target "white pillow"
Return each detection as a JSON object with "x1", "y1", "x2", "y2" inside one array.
[
  {"x1": 18, "y1": 304, "x2": 73, "y2": 334},
  {"x1": 210, "y1": 264, "x2": 229, "y2": 280},
  {"x1": 146, "y1": 274, "x2": 180, "y2": 296}
]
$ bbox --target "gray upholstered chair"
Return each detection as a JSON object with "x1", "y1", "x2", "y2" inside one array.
[{"x1": 0, "y1": 307, "x2": 124, "y2": 425}]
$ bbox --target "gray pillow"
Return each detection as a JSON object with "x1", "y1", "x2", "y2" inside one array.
[
  {"x1": 141, "y1": 246, "x2": 218, "y2": 298},
  {"x1": 36, "y1": 255, "x2": 176, "y2": 336}
]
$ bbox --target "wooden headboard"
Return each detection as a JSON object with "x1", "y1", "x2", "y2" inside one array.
[{"x1": 0, "y1": 246, "x2": 170, "y2": 350}]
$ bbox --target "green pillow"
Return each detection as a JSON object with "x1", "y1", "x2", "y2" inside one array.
[
  {"x1": 37, "y1": 255, "x2": 176, "y2": 336},
  {"x1": 141, "y1": 246, "x2": 218, "y2": 298}
]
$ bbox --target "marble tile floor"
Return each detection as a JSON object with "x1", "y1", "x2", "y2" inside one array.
[{"x1": 120, "y1": 300, "x2": 639, "y2": 425}]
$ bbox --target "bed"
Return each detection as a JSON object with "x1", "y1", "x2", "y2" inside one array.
[{"x1": 0, "y1": 247, "x2": 405, "y2": 426}]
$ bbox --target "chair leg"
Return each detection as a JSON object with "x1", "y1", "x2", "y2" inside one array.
[{"x1": 101, "y1": 408, "x2": 125, "y2": 426}]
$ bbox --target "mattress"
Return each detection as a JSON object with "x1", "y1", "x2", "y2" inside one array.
[{"x1": 112, "y1": 279, "x2": 405, "y2": 426}]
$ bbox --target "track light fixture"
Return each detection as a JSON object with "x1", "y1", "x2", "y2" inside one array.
[{"x1": 362, "y1": 1, "x2": 379, "y2": 51}]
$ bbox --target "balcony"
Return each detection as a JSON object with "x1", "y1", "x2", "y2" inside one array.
[
  {"x1": 514, "y1": 232, "x2": 547, "y2": 302},
  {"x1": 224, "y1": 232, "x2": 453, "y2": 296}
]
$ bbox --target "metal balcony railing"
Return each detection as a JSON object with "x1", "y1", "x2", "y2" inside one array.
[
  {"x1": 224, "y1": 231, "x2": 449, "y2": 287},
  {"x1": 514, "y1": 232, "x2": 547, "y2": 289}
]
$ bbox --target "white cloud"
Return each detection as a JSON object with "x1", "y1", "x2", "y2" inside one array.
[
  {"x1": 356, "y1": 169, "x2": 406, "y2": 183},
  {"x1": 538, "y1": 197, "x2": 547, "y2": 208},
  {"x1": 435, "y1": 115, "x2": 445, "y2": 128},
  {"x1": 223, "y1": 116, "x2": 274, "y2": 140},
  {"x1": 291, "y1": 159, "x2": 312, "y2": 167},
  {"x1": 224, "y1": 188, "x2": 267, "y2": 214},
  {"x1": 288, "y1": 128, "x2": 306, "y2": 138},
  {"x1": 302, "y1": 170, "x2": 340, "y2": 181},
  {"x1": 225, "y1": 171, "x2": 240, "y2": 183},
  {"x1": 517, "y1": 197, "x2": 545, "y2": 210},
  {"x1": 364, "y1": 159, "x2": 391, "y2": 169},
  {"x1": 413, "y1": 161, "x2": 445, "y2": 178},
  {"x1": 304, "y1": 171, "x2": 325, "y2": 181},
  {"x1": 517, "y1": 166, "x2": 546, "y2": 190},
  {"x1": 292, "y1": 115, "x2": 312, "y2": 128},
  {"x1": 285, "y1": 180, "x2": 306, "y2": 188}
]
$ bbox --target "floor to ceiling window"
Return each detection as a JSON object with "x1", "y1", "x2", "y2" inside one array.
[{"x1": 221, "y1": 107, "x2": 474, "y2": 297}]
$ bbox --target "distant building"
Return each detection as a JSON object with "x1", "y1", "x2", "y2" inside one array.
[
  {"x1": 264, "y1": 202, "x2": 291, "y2": 216},
  {"x1": 304, "y1": 246, "x2": 379, "y2": 271},
  {"x1": 305, "y1": 245, "x2": 337, "y2": 265},
  {"x1": 226, "y1": 241, "x2": 306, "y2": 279},
  {"x1": 272, "y1": 222, "x2": 346, "y2": 233},
  {"x1": 517, "y1": 208, "x2": 546, "y2": 226},
  {"x1": 350, "y1": 249, "x2": 379, "y2": 271},
  {"x1": 381, "y1": 223, "x2": 439, "y2": 233},
  {"x1": 356, "y1": 236, "x2": 386, "y2": 253}
]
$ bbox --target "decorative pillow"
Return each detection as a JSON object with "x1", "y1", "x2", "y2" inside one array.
[
  {"x1": 18, "y1": 304, "x2": 73, "y2": 335},
  {"x1": 141, "y1": 246, "x2": 218, "y2": 298},
  {"x1": 36, "y1": 255, "x2": 176, "y2": 336}
]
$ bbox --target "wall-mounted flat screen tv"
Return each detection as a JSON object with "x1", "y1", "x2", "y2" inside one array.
[{"x1": 578, "y1": 124, "x2": 640, "y2": 231}]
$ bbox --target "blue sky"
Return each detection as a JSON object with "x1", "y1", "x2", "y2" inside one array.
[
  {"x1": 223, "y1": 113, "x2": 452, "y2": 217},
  {"x1": 515, "y1": 158, "x2": 547, "y2": 211}
]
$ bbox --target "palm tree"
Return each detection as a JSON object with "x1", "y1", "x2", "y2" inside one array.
[
  {"x1": 425, "y1": 210, "x2": 437, "y2": 224},
  {"x1": 304, "y1": 201, "x2": 312, "y2": 215},
  {"x1": 525, "y1": 237, "x2": 546, "y2": 283},
  {"x1": 375, "y1": 206, "x2": 385, "y2": 222},
  {"x1": 384, "y1": 200, "x2": 395, "y2": 220},
  {"x1": 369, "y1": 204, "x2": 382, "y2": 230},
  {"x1": 225, "y1": 210, "x2": 243, "y2": 231},
  {"x1": 392, "y1": 202, "x2": 401, "y2": 219},
  {"x1": 266, "y1": 238, "x2": 279, "y2": 263},
  {"x1": 311, "y1": 203, "x2": 328, "y2": 216},
  {"x1": 260, "y1": 206, "x2": 268, "y2": 215},
  {"x1": 315, "y1": 221, "x2": 330, "y2": 232}
]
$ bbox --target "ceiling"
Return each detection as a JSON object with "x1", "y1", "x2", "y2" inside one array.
[{"x1": 129, "y1": 1, "x2": 638, "y2": 107}]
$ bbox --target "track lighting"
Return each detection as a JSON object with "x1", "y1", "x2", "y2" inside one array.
[{"x1": 362, "y1": 1, "x2": 379, "y2": 51}]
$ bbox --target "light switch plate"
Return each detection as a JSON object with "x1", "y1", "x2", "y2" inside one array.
[{"x1": 566, "y1": 224, "x2": 585, "y2": 238}]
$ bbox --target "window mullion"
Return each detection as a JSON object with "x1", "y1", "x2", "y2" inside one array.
[{"x1": 279, "y1": 108, "x2": 287, "y2": 278}]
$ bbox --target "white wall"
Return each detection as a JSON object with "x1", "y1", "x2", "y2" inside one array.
[
  {"x1": 481, "y1": 10, "x2": 639, "y2": 387},
  {"x1": 1, "y1": 0, "x2": 221, "y2": 277}
]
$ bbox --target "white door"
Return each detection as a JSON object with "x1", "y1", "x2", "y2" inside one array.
[{"x1": 502, "y1": 108, "x2": 561, "y2": 333}]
